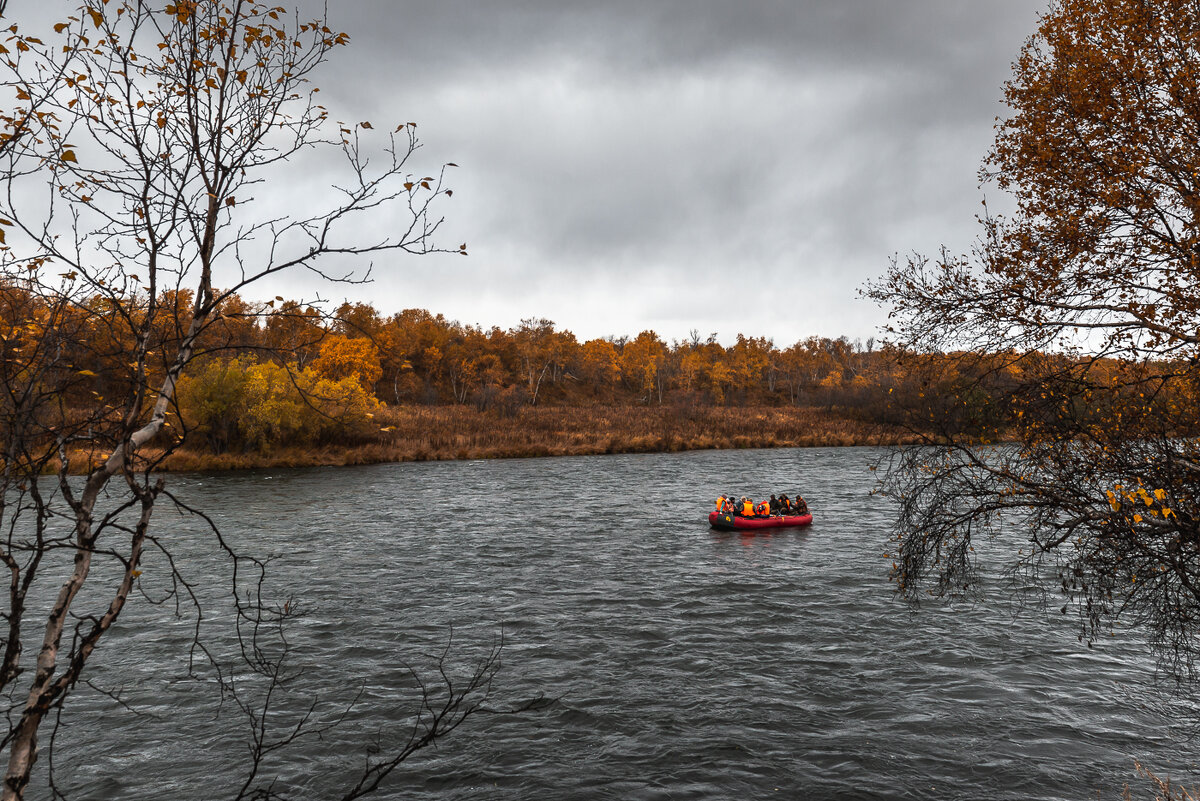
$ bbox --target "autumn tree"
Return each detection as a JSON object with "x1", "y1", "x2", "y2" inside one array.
[
  {"x1": 868, "y1": 0, "x2": 1200, "y2": 688},
  {"x1": 311, "y1": 334, "x2": 384, "y2": 390},
  {"x1": 263, "y1": 299, "x2": 325, "y2": 368},
  {"x1": 576, "y1": 337, "x2": 621, "y2": 400},
  {"x1": 621, "y1": 330, "x2": 666, "y2": 404},
  {"x1": 513, "y1": 317, "x2": 557, "y2": 406},
  {"x1": 0, "y1": 3, "x2": 493, "y2": 798}
]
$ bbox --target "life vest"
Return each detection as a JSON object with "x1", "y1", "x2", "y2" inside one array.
[
  {"x1": 754, "y1": 502, "x2": 769, "y2": 516},
  {"x1": 715, "y1": 496, "x2": 726, "y2": 509},
  {"x1": 741, "y1": 500, "x2": 754, "y2": 516}
]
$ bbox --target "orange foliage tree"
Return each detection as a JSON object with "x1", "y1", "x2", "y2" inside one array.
[
  {"x1": 869, "y1": 0, "x2": 1200, "y2": 688},
  {"x1": 312, "y1": 334, "x2": 384, "y2": 390},
  {"x1": 621, "y1": 330, "x2": 667, "y2": 403}
]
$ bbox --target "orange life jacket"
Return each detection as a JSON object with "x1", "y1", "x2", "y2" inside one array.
[
  {"x1": 755, "y1": 502, "x2": 769, "y2": 516},
  {"x1": 741, "y1": 500, "x2": 754, "y2": 516}
]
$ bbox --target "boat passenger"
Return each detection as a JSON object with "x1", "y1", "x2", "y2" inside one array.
[
  {"x1": 740, "y1": 497, "x2": 754, "y2": 517},
  {"x1": 779, "y1": 494, "x2": 791, "y2": 514},
  {"x1": 792, "y1": 495, "x2": 808, "y2": 514},
  {"x1": 768, "y1": 494, "x2": 780, "y2": 514},
  {"x1": 754, "y1": 501, "x2": 770, "y2": 517}
]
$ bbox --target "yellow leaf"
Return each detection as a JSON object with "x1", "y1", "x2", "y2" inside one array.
[
  {"x1": 61, "y1": 150, "x2": 77, "y2": 163},
  {"x1": 77, "y1": 369, "x2": 97, "y2": 376}
]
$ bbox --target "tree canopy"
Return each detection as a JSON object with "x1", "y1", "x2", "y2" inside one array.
[{"x1": 869, "y1": 0, "x2": 1200, "y2": 685}]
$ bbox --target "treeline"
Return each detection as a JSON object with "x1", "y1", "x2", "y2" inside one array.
[
  {"x1": 172, "y1": 297, "x2": 913, "y2": 454},
  {"x1": 250, "y1": 302, "x2": 896, "y2": 411},
  {"x1": 6, "y1": 281, "x2": 1185, "y2": 461},
  {"x1": 0, "y1": 282, "x2": 906, "y2": 455}
]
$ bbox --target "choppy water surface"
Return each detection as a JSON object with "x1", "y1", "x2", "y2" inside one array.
[{"x1": 50, "y1": 447, "x2": 1199, "y2": 799}]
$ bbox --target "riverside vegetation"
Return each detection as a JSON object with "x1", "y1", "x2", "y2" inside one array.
[
  {"x1": 46, "y1": 292, "x2": 926, "y2": 471},
  {"x1": 16, "y1": 284, "x2": 1191, "y2": 471}
]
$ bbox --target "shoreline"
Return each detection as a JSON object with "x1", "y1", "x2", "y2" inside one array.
[
  {"x1": 148, "y1": 434, "x2": 921, "y2": 472},
  {"x1": 147, "y1": 404, "x2": 925, "y2": 472}
]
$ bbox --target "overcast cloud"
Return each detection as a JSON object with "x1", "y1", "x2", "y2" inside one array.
[{"x1": 26, "y1": 2, "x2": 1050, "y2": 345}]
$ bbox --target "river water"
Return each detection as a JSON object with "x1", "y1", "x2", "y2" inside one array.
[{"x1": 46, "y1": 447, "x2": 1199, "y2": 799}]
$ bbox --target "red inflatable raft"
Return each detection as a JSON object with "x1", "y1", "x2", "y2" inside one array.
[{"x1": 708, "y1": 510, "x2": 813, "y2": 531}]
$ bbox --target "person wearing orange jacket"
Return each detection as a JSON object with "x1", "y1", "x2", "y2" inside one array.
[{"x1": 740, "y1": 497, "x2": 754, "y2": 517}]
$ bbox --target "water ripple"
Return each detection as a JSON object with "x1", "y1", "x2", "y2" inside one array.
[{"x1": 42, "y1": 447, "x2": 1200, "y2": 799}]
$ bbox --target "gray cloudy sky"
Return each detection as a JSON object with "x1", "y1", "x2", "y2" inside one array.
[
  {"x1": 39, "y1": 2, "x2": 1051, "y2": 345},
  {"x1": 306, "y1": 1, "x2": 1050, "y2": 345}
]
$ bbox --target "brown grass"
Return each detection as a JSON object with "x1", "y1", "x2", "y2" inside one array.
[
  {"x1": 1125, "y1": 760, "x2": 1200, "y2": 800},
  {"x1": 141, "y1": 404, "x2": 923, "y2": 472}
]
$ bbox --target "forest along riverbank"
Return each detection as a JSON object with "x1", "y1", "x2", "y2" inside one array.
[{"x1": 143, "y1": 404, "x2": 925, "y2": 472}]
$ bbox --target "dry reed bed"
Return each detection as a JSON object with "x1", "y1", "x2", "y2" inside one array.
[{"x1": 143, "y1": 404, "x2": 921, "y2": 471}]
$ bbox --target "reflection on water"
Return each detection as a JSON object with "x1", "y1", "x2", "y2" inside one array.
[{"x1": 46, "y1": 447, "x2": 1200, "y2": 799}]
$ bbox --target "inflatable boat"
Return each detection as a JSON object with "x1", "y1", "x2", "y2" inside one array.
[{"x1": 708, "y1": 510, "x2": 813, "y2": 531}]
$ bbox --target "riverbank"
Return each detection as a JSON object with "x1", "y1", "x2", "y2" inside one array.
[{"x1": 144, "y1": 404, "x2": 922, "y2": 472}]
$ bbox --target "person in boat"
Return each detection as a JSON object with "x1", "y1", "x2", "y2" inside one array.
[
  {"x1": 739, "y1": 496, "x2": 755, "y2": 517},
  {"x1": 753, "y1": 500, "x2": 770, "y2": 517},
  {"x1": 768, "y1": 494, "x2": 780, "y2": 514},
  {"x1": 715, "y1": 495, "x2": 728, "y2": 513},
  {"x1": 791, "y1": 495, "x2": 808, "y2": 514}
]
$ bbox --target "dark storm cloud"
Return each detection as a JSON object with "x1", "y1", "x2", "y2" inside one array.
[{"x1": 330, "y1": 1, "x2": 1029, "y2": 85}]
